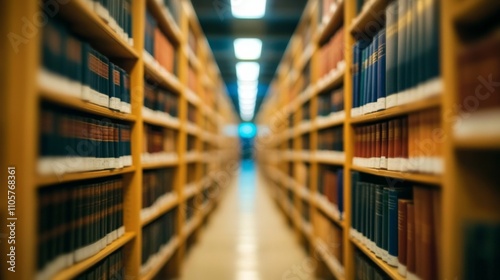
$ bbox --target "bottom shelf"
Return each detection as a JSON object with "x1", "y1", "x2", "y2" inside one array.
[
  {"x1": 350, "y1": 237, "x2": 404, "y2": 280},
  {"x1": 53, "y1": 232, "x2": 136, "y2": 280}
]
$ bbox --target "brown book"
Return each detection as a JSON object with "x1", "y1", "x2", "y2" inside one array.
[
  {"x1": 406, "y1": 202, "x2": 416, "y2": 278},
  {"x1": 401, "y1": 117, "x2": 408, "y2": 170},
  {"x1": 375, "y1": 123, "x2": 381, "y2": 163},
  {"x1": 388, "y1": 120, "x2": 395, "y2": 160},
  {"x1": 370, "y1": 124, "x2": 376, "y2": 161},
  {"x1": 398, "y1": 199, "x2": 412, "y2": 276},
  {"x1": 414, "y1": 187, "x2": 438, "y2": 280},
  {"x1": 381, "y1": 122, "x2": 388, "y2": 167},
  {"x1": 393, "y1": 118, "x2": 402, "y2": 159},
  {"x1": 407, "y1": 114, "x2": 415, "y2": 170}
]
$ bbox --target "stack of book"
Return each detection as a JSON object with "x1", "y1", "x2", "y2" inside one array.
[
  {"x1": 352, "y1": 0, "x2": 441, "y2": 116},
  {"x1": 317, "y1": 167, "x2": 344, "y2": 219},
  {"x1": 143, "y1": 79, "x2": 180, "y2": 121},
  {"x1": 318, "y1": 127, "x2": 344, "y2": 153},
  {"x1": 142, "y1": 124, "x2": 177, "y2": 163},
  {"x1": 353, "y1": 108, "x2": 442, "y2": 173},
  {"x1": 41, "y1": 18, "x2": 131, "y2": 112},
  {"x1": 319, "y1": 26, "x2": 345, "y2": 81},
  {"x1": 37, "y1": 177, "x2": 125, "y2": 279},
  {"x1": 314, "y1": 211, "x2": 343, "y2": 265},
  {"x1": 318, "y1": 88, "x2": 344, "y2": 117},
  {"x1": 81, "y1": 0, "x2": 133, "y2": 45},
  {"x1": 351, "y1": 172, "x2": 440, "y2": 279},
  {"x1": 144, "y1": 10, "x2": 176, "y2": 75},
  {"x1": 141, "y1": 168, "x2": 176, "y2": 221},
  {"x1": 75, "y1": 249, "x2": 124, "y2": 280},
  {"x1": 141, "y1": 210, "x2": 176, "y2": 275},
  {"x1": 354, "y1": 249, "x2": 390, "y2": 280},
  {"x1": 39, "y1": 104, "x2": 132, "y2": 175}
]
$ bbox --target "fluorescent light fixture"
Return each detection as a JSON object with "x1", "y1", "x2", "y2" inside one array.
[
  {"x1": 239, "y1": 104, "x2": 255, "y2": 111},
  {"x1": 241, "y1": 114, "x2": 254, "y2": 121},
  {"x1": 238, "y1": 80, "x2": 258, "y2": 91},
  {"x1": 234, "y1": 38, "x2": 262, "y2": 60},
  {"x1": 236, "y1": 62, "x2": 260, "y2": 81},
  {"x1": 231, "y1": 0, "x2": 266, "y2": 18},
  {"x1": 239, "y1": 99, "x2": 256, "y2": 105}
]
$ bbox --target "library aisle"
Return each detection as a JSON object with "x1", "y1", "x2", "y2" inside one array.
[{"x1": 181, "y1": 160, "x2": 311, "y2": 280}]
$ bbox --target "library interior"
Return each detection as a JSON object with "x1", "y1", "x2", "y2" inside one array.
[{"x1": 1, "y1": 0, "x2": 499, "y2": 279}]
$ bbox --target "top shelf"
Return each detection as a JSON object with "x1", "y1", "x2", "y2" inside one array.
[
  {"x1": 349, "y1": 0, "x2": 390, "y2": 37},
  {"x1": 58, "y1": 0, "x2": 138, "y2": 59}
]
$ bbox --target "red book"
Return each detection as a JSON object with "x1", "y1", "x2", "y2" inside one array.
[
  {"x1": 388, "y1": 120, "x2": 395, "y2": 160},
  {"x1": 381, "y1": 122, "x2": 388, "y2": 166},
  {"x1": 393, "y1": 118, "x2": 402, "y2": 159},
  {"x1": 375, "y1": 123, "x2": 381, "y2": 162}
]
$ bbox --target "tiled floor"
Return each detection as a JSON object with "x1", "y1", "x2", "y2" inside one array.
[{"x1": 180, "y1": 160, "x2": 313, "y2": 280}]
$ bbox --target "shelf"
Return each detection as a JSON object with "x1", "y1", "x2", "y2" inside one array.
[
  {"x1": 350, "y1": 95, "x2": 441, "y2": 124},
  {"x1": 314, "y1": 112, "x2": 345, "y2": 130},
  {"x1": 350, "y1": 0, "x2": 391, "y2": 37},
  {"x1": 140, "y1": 237, "x2": 179, "y2": 280},
  {"x1": 300, "y1": 221, "x2": 314, "y2": 240},
  {"x1": 38, "y1": 166, "x2": 136, "y2": 187},
  {"x1": 313, "y1": 151, "x2": 345, "y2": 165},
  {"x1": 315, "y1": 194, "x2": 344, "y2": 227},
  {"x1": 452, "y1": 0, "x2": 500, "y2": 24},
  {"x1": 351, "y1": 165, "x2": 442, "y2": 185},
  {"x1": 297, "y1": 43, "x2": 315, "y2": 73},
  {"x1": 185, "y1": 89, "x2": 201, "y2": 106},
  {"x1": 316, "y1": 64, "x2": 346, "y2": 94},
  {"x1": 39, "y1": 85, "x2": 136, "y2": 122},
  {"x1": 294, "y1": 120, "x2": 314, "y2": 137},
  {"x1": 142, "y1": 154, "x2": 179, "y2": 169},
  {"x1": 318, "y1": 0, "x2": 345, "y2": 44},
  {"x1": 298, "y1": 186, "x2": 312, "y2": 201},
  {"x1": 186, "y1": 122, "x2": 200, "y2": 135},
  {"x1": 143, "y1": 113, "x2": 181, "y2": 129},
  {"x1": 184, "y1": 182, "x2": 199, "y2": 199},
  {"x1": 186, "y1": 47, "x2": 202, "y2": 71},
  {"x1": 454, "y1": 134, "x2": 500, "y2": 150},
  {"x1": 58, "y1": 0, "x2": 138, "y2": 59},
  {"x1": 146, "y1": 0, "x2": 182, "y2": 44},
  {"x1": 454, "y1": 110, "x2": 500, "y2": 149},
  {"x1": 315, "y1": 239, "x2": 345, "y2": 280},
  {"x1": 143, "y1": 53, "x2": 182, "y2": 93},
  {"x1": 141, "y1": 194, "x2": 179, "y2": 226},
  {"x1": 53, "y1": 232, "x2": 136, "y2": 280},
  {"x1": 183, "y1": 216, "x2": 201, "y2": 238},
  {"x1": 350, "y1": 237, "x2": 404, "y2": 280}
]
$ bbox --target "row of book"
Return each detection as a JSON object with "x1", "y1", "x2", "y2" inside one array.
[
  {"x1": 145, "y1": 10, "x2": 176, "y2": 74},
  {"x1": 319, "y1": 0, "x2": 343, "y2": 25},
  {"x1": 142, "y1": 168, "x2": 176, "y2": 220},
  {"x1": 351, "y1": 0, "x2": 441, "y2": 117},
  {"x1": 319, "y1": 26, "x2": 345, "y2": 80},
  {"x1": 318, "y1": 127, "x2": 344, "y2": 151},
  {"x1": 75, "y1": 249, "x2": 124, "y2": 280},
  {"x1": 82, "y1": 0, "x2": 133, "y2": 45},
  {"x1": 41, "y1": 18, "x2": 131, "y2": 113},
  {"x1": 141, "y1": 211, "x2": 176, "y2": 273},
  {"x1": 301, "y1": 200, "x2": 311, "y2": 225},
  {"x1": 37, "y1": 177, "x2": 125, "y2": 280},
  {"x1": 318, "y1": 87, "x2": 344, "y2": 117},
  {"x1": 353, "y1": 108, "x2": 442, "y2": 174},
  {"x1": 302, "y1": 101, "x2": 311, "y2": 121},
  {"x1": 456, "y1": 27, "x2": 500, "y2": 136},
  {"x1": 314, "y1": 211, "x2": 344, "y2": 267},
  {"x1": 354, "y1": 250, "x2": 390, "y2": 280},
  {"x1": 143, "y1": 124, "x2": 176, "y2": 158},
  {"x1": 186, "y1": 196, "x2": 196, "y2": 222},
  {"x1": 188, "y1": 66, "x2": 197, "y2": 92},
  {"x1": 463, "y1": 222, "x2": 500, "y2": 280},
  {"x1": 350, "y1": 172, "x2": 439, "y2": 280},
  {"x1": 144, "y1": 79, "x2": 180, "y2": 119},
  {"x1": 39, "y1": 104, "x2": 132, "y2": 176},
  {"x1": 317, "y1": 167, "x2": 344, "y2": 219}
]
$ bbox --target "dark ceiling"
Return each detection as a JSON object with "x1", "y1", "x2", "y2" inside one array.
[{"x1": 191, "y1": 0, "x2": 308, "y2": 121}]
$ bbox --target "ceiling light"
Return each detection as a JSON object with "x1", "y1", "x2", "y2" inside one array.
[
  {"x1": 231, "y1": 0, "x2": 266, "y2": 18},
  {"x1": 234, "y1": 38, "x2": 262, "y2": 60},
  {"x1": 236, "y1": 62, "x2": 260, "y2": 81},
  {"x1": 239, "y1": 99, "x2": 256, "y2": 105},
  {"x1": 238, "y1": 80, "x2": 258, "y2": 91}
]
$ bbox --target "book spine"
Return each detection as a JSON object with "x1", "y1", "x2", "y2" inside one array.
[
  {"x1": 377, "y1": 28, "x2": 386, "y2": 110},
  {"x1": 385, "y1": 1, "x2": 399, "y2": 108}
]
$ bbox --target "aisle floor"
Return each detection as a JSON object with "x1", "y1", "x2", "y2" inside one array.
[{"x1": 180, "y1": 160, "x2": 313, "y2": 280}]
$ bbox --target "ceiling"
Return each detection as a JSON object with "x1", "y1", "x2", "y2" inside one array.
[{"x1": 191, "y1": 0, "x2": 308, "y2": 121}]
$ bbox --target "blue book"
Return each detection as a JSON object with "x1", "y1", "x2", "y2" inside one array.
[
  {"x1": 372, "y1": 35, "x2": 379, "y2": 108},
  {"x1": 352, "y1": 42, "x2": 360, "y2": 110},
  {"x1": 374, "y1": 184, "x2": 384, "y2": 256},
  {"x1": 337, "y1": 169, "x2": 344, "y2": 219},
  {"x1": 397, "y1": 0, "x2": 408, "y2": 93},
  {"x1": 360, "y1": 48, "x2": 367, "y2": 111},
  {"x1": 351, "y1": 171, "x2": 360, "y2": 233},
  {"x1": 382, "y1": 187, "x2": 389, "y2": 259},
  {"x1": 377, "y1": 28, "x2": 386, "y2": 107},
  {"x1": 385, "y1": 1, "x2": 399, "y2": 105}
]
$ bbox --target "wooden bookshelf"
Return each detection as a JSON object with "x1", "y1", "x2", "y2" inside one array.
[
  {"x1": 0, "y1": 1, "x2": 238, "y2": 280},
  {"x1": 256, "y1": 0, "x2": 498, "y2": 279}
]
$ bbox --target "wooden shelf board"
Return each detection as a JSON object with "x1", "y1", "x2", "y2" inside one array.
[
  {"x1": 183, "y1": 216, "x2": 201, "y2": 238},
  {"x1": 316, "y1": 66, "x2": 346, "y2": 95},
  {"x1": 314, "y1": 114, "x2": 345, "y2": 131},
  {"x1": 143, "y1": 114, "x2": 181, "y2": 129},
  {"x1": 140, "y1": 237, "x2": 179, "y2": 280},
  {"x1": 143, "y1": 57, "x2": 182, "y2": 93},
  {"x1": 313, "y1": 152, "x2": 345, "y2": 165},
  {"x1": 186, "y1": 47, "x2": 202, "y2": 72},
  {"x1": 53, "y1": 232, "x2": 136, "y2": 280},
  {"x1": 454, "y1": 134, "x2": 500, "y2": 150},
  {"x1": 141, "y1": 195, "x2": 179, "y2": 226},
  {"x1": 452, "y1": 0, "x2": 500, "y2": 24},
  {"x1": 314, "y1": 194, "x2": 345, "y2": 228},
  {"x1": 184, "y1": 183, "x2": 199, "y2": 199},
  {"x1": 350, "y1": 95, "x2": 441, "y2": 124},
  {"x1": 351, "y1": 165, "x2": 442, "y2": 185},
  {"x1": 315, "y1": 239, "x2": 346, "y2": 280},
  {"x1": 40, "y1": 86, "x2": 136, "y2": 122},
  {"x1": 349, "y1": 0, "x2": 391, "y2": 36},
  {"x1": 142, "y1": 158, "x2": 179, "y2": 169},
  {"x1": 350, "y1": 237, "x2": 404, "y2": 280},
  {"x1": 318, "y1": 0, "x2": 345, "y2": 43},
  {"x1": 146, "y1": 0, "x2": 182, "y2": 44},
  {"x1": 58, "y1": 0, "x2": 138, "y2": 59},
  {"x1": 38, "y1": 166, "x2": 136, "y2": 187}
]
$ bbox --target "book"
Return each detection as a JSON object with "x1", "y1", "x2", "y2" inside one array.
[
  {"x1": 141, "y1": 210, "x2": 176, "y2": 273},
  {"x1": 397, "y1": 199, "x2": 412, "y2": 276},
  {"x1": 463, "y1": 222, "x2": 500, "y2": 280},
  {"x1": 75, "y1": 249, "x2": 124, "y2": 280},
  {"x1": 142, "y1": 168, "x2": 176, "y2": 221},
  {"x1": 387, "y1": 187, "x2": 412, "y2": 266}
]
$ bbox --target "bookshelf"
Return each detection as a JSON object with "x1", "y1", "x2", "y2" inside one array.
[
  {"x1": 0, "y1": 0, "x2": 238, "y2": 280},
  {"x1": 256, "y1": 0, "x2": 500, "y2": 279}
]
